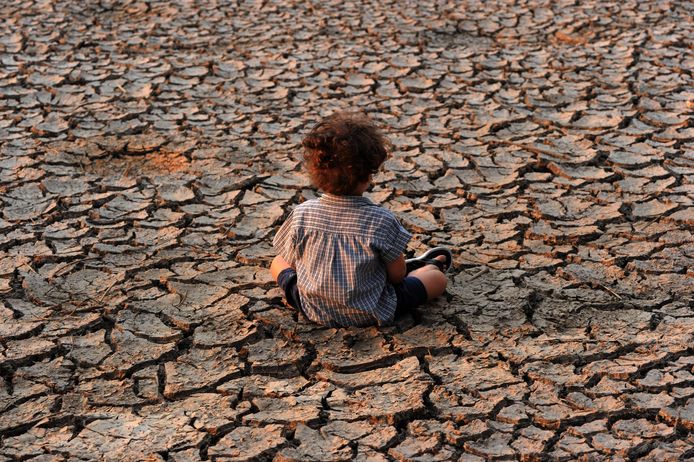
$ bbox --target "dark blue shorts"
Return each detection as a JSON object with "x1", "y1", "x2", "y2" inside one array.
[
  {"x1": 393, "y1": 275, "x2": 428, "y2": 317},
  {"x1": 276, "y1": 268, "x2": 428, "y2": 321},
  {"x1": 276, "y1": 268, "x2": 304, "y2": 313}
]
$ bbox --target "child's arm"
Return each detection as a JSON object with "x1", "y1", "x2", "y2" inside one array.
[
  {"x1": 271, "y1": 209, "x2": 297, "y2": 282},
  {"x1": 386, "y1": 254, "x2": 406, "y2": 284},
  {"x1": 270, "y1": 254, "x2": 294, "y2": 282}
]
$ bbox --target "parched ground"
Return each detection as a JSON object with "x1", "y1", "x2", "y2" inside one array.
[{"x1": 0, "y1": 0, "x2": 692, "y2": 460}]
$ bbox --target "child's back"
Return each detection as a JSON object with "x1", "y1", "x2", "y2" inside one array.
[{"x1": 273, "y1": 193, "x2": 410, "y2": 327}]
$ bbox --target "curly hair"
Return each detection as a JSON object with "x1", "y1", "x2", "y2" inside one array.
[{"x1": 302, "y1": 111, "x2": 389, "y2": 195}]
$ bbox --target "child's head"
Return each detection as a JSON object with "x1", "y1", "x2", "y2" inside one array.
[{"x1": 302, "y1": 111, "x2": 388, "y2": 195}]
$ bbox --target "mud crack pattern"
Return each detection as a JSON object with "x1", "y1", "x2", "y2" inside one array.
[{"x1": 0, "y1": 0, "x2": 693, "y2": 461}]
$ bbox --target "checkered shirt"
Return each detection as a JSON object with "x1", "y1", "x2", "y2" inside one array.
[{"x1": 272, "y1": 193, "x2": 411, "y2": 327}]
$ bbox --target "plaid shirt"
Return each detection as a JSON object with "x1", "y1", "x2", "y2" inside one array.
[{"x1": 272, "y1": 193, "x2": 411, "y2": 327}]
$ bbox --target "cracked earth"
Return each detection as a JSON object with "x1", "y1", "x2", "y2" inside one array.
[{"x1": 0, "y1": 0, "x2": 693, "y2": 461}]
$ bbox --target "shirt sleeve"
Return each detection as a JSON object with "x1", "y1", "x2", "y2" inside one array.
[
  {"x1": 376, "y1": 213, "x2": 412, "y2": 263},
  {"x1": 272, "y1": 210, "x2": 297, "y2": 266}
]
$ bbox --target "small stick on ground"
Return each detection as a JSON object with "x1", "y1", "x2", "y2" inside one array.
[
  {"x1": 50, "y1": 261, "x2": 79, "y2": 280},
  {"x1": 599, "y1": 284, "x2": 623, "y2": 300},
  {"x1": 99, "y1": 279, "x2": 119, "y2": 302},
  {"x1": 121, "y1": 161, "x2": 134, "y2": 178},
  {"x1": 469, "y1": 267, "x2": 490, "y2": 281},
  {"x1": 173, "y1": 290, "x2": 188, "y2": 307},
  {"x1": 638, "y1": 216, "x2": 660, "y2": 232}
]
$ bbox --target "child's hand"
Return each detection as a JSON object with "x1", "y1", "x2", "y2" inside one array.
[{"x1": 386, "y1": 254, "x2": 406, "y2": 284}]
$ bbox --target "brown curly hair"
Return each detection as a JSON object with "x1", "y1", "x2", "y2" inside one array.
[{"x1": 302, "y1": 111, "x2": 389, "y2": 195}]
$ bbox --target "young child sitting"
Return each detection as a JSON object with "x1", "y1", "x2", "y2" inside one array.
[{"x1": 269, "y1": 111, "x2": 451, "y2": 327}]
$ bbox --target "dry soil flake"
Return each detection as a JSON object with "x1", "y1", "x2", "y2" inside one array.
[
  {"x1": 275, "y1": 423, "x2": 353, "y2": 462},
  {"x1": 66, "y1": 414, "x2": 203, "y2": 461},
  {"x1": 549, "y1": 433, "x2": 598, "y2": 459},
  {"x1": 139, "y1": 393, "x2": 249, "y2": 435},
  {"x1": 207, "y1": 424, "x2": 286, "y2": 461},
  {"x1": 34, "y1": 113, "x2": 70, "y2": 136},
  {"x1": 524, "y1": 135, "x2": 598, "y2": 164},
  {"x1": 428, "y1": 354, "x2": 523, "y2": 392},
  {"x1": 388, "y1": 435, "x2": 455, "y2": 461},
  {"x1": 660, "y1": 398, "x2": 694, "y2": 431},
  {"x1": 591, "y1": 432, "x2": 641, "y2": 457},
  {"x1": 1, "y1": 425, "x2": 75, "y2": 460},
  {"x1": 316, "y1": 356, "x2": 431, "y2": 390},
  {"x1": 632, "y1": 198, "x2": 678, "y2": 218},
  {"x1": 163, "y1": 346, "x2": 243, "y2": 398},
  {"x1": 0, "y1": 394, "x2": 60, "y2": 434},
  {"x1": 511, "y1": 425, "x2": 555, "y2": 458},
  {"x1": 611, "y1": 418, "x2": 675, "y2": 439},
  {"x1": 242, "y1": 337, "x2": 309, "y2": 378},
  {"x1": 322, "y1": 420, "x2": 398, "y2": 451},
  {"x1": 571, "y1": 111, "x2": 623, "y2": 129},
  {"x1": 241, "y1": 382, "x2": 332, "y2": 427},
  {"x1": 464, "y1": 432, "x2": 515, "y2": 460},
  {"x1": 316, "y1": 329, "x2": 400, "y2": 373},
  {"x1": 115, "y1": 309, "x2": 183, "y2": 343},
  {"x1": 327, "y1": 380, "x2": 429, "y2": 424},
  {"x1": 158, "y1": 182, "x2": 195, "y2": 203},
  {"x1": 0, "y1": 338, "x2": 58, "y2": 367},
  {"x1": 100, "y1": 329, "x2": 177, "y2": 377}
]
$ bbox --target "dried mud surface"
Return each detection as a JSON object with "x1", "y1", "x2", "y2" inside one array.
[{"x1": 0, "y1": 0, "x2": 693, "y2": 461}]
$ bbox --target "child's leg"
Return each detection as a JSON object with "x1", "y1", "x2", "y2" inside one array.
[
  {"x1": 270, "y1": 255, "x2": 292, "y2": 282},
  {"x1": 407, "y1": 255, "x2": 448, "y2": 300}
]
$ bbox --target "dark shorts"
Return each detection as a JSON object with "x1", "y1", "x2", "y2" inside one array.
[
  {"x1": 276, "y1": 268, "x2": 428, "y2": 321},
  {"x1": 276, "y1": 268, "x2": 304, "y2": 313},
  {"x1": 393, "y1": 276, "x2": 428, "y2": 317}
]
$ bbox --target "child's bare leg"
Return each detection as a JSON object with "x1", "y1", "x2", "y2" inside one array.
[
  {"x1": 407, "y1": 255, "x2": 448, "y2": 300},
  {"x1": 270, "y1": 255, "x2": 292, "y2": 282}
]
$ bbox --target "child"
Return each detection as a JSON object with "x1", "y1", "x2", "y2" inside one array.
[{"x1": 270, "y1": 111, "x2": 451, "y2": 327}]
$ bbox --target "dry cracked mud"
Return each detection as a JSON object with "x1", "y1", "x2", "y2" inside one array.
[{"x1": 0, "y1": 0, "x2": 693, "y2": 461}]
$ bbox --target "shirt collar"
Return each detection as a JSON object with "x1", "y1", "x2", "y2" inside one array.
[{"x1": 319, "y1": 193, "x2": 374, "y2": 206}]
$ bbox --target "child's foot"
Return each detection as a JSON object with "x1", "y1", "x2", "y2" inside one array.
[{"x1": 405, "y1": 247, "x2": 452, "y2": 273}]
